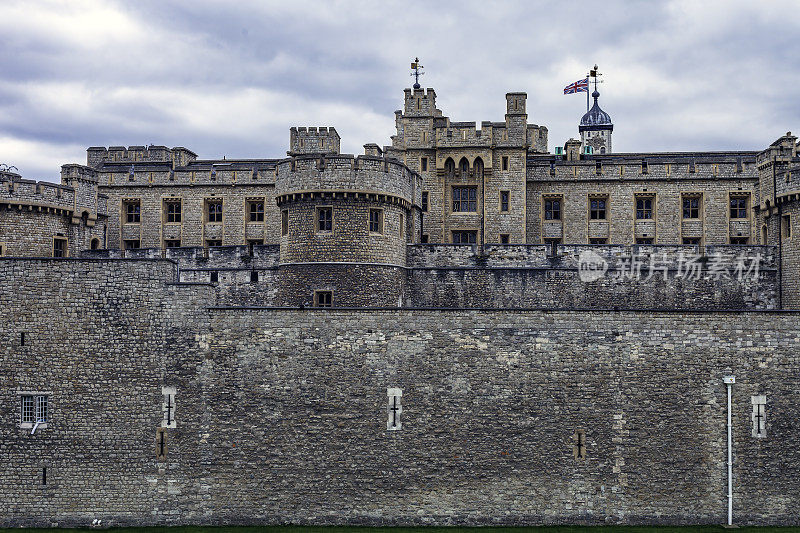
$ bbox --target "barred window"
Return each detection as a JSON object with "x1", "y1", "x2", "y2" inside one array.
[
  {"x1": 730, "y1": 196, "x2": 748, "y2": 219},
  {"x1": 683, "y1": 195, "x2": 701, "y2": 219},
  {"x1": 453, "y1": 186, "x2": 477, "y2": 212},
  {"x1": 369, "y1": 209, "x2": 383, "y2": 233},
  {"x1": 590, "y1": 198, "x2": 607, "y2": 220},
  {"x1": 20, "y1": 395, "x2": 47, "y2": 424},
  {"x1": 500, "y1": 191, "x2": 510, "y2": 212},
  {"x1": 636, "y1": 197, "x2": 653, "y2": 219},
  {"x1": 317, "y1": 207, "x2": 332, "y2": 232},
  {"x1": 164, "y1": 200, "x2": 181, "y2": 223},
  {"x1": 53, "y1": 237, "x2": 67, "y2": 257},
  {"x1": 544, "y1": 198, "x2": 561, "y2": 220},
  {"x1": 124, "y1": 200, "x2": 140, "y2": 224},
  {"x1": 248, "y1": 201, "x2": 265, "y2": 222}
]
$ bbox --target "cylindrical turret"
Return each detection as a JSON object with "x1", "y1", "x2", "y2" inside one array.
[{"x1": 274, "y1": 153, "x2": 422, "y2": 307}]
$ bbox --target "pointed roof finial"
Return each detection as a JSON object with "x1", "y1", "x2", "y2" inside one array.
[{"x1": 410, "y1": 57, "x2": 424, "y2": 89}]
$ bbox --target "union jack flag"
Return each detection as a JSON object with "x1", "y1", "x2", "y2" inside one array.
[{"x1": 564, "y1": 78, "x2": 589, "y2": 94}]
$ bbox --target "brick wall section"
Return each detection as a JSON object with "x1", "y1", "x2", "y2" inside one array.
[{"x1": 3, "y1": 269, "x2": 799, "y2": 526}]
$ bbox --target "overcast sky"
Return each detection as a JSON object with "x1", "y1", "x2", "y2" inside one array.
[{"x1": 1, "y1": 0, "x2": 799, "y2": 182}]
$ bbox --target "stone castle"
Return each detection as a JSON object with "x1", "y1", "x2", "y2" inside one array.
[{"x1": 1, "y1": 78, "x2": 800, "y2": 526}]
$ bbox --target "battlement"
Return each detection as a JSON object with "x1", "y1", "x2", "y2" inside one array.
[
  {"x1": 275, "y1": 154, "x2": 421, "y2": 204},
  {"x1": 403, "y1": 87, "x2": 439, "y2": 117},
  {"x1": 87, "y1": 145, "x2": 198, "y2": 168},
  {"x1": 288, "y1": 127, "x2": 341, "y2": 156},
  {"x1": 506, "y1": 92, "x2": 527, "y2": 116},
  {"x1": 95, "y1": 159, "x2": 279, "y2": 187}
]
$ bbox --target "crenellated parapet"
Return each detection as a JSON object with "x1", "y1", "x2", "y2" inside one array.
[
  {"x1": 275, "y1": 154, "x2": 420, "y2": 206},
  {"x1": 87, "y1": 145, "x2": 197, "y2": 168},
  {"x1": 288, "y1": 127, "x2": 340, "y2": 156}
]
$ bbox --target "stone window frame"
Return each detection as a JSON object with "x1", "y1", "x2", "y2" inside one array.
[
  {"x1": 205, "y1": 198, "x2": 224, "y2": 224},
  {"x1": 313, "y1": 290, "x2": 333, "y2": 308},
  {"x1": 452, "y1": 186, "x2": 478, "y2": 213},
  {"x1": 52, "y1": 236, "x2": 68, "y2": 258},
  {"x1": 421, "y1": 157, "x2": 428, "y2": 172},
  {"x1": 542, "y1": 195, "x2": 563, "y2": 222},
  {"x1": 316, "y1": 206, "x2": 333, "y2": 234},
  {"x1": 164, "y1": 240, "x2": 181, "y2": 248},
  {"x1": 420, "y1": 234, "x2": 429, "y2": 243},
  {"x1": 206, "y1": 239, "x2": 222, "y2": 248},
  {"x1": 0, "y1": 242, "x2": 5, "y2": 256},
  {"x1": 421, "y1": 191, "x2": 429, "y2": 212},
  {"x1": 681, "y1": 193, "x2": 703, "y2": 220},
  {"x1": 730, "y1": 236, "x2": 749, "y2": 245},
  {"x1": 682, "y1": 237, "x2": 702, "y2": 245},
  {"x1": 635, "y1": 237, "x2": 654, "y2": 245},
  {"x1": 18, "y1": 391, "x2": 50, "y2": 430},
  {"x1": 499, "y1": 234, "x2": 510, "y2": 244},
  {"x1": 499, "y1": 190, "x2": 510, "y2": 213},
  {"x1": 123, "y1": 239, "x2": 140, "y2": 250},
  {"x1": 163, "y1": 198, "x2": 182, "y2": 224},
  {"x1": 501, "y1": 156, "x2": 509, "y2": 171},
  {"x1": 451, "y1": 229, "x2": 478, "y2": 244},
  {"x1": 588, "y1": 193, "x2": 609, "y2": 221},
  {"x1": 589, "y1": 237, "x2": 608, "y2": 244},
  {"x1": 634, "y1": 193, "x2": 655, "y2": 220},
  {"x1": 728, "y1": 192, "x2": 750, "y2": 220},
  {"x1": 368, "y1": 208, "x2": 384, "y2": 235},
  {"x1": 247, "y1": 198, "x2": 265, "y2": 223},
  {"x1": 751, "y1": 395, "x2": 766, "y2": 438},
  {"x1": 122, "y1": 198, "x2": 141, "y2": 224},
  {"x1": 281, "y1": 209, "x2": 289, "y2": 236},
  {"x1": 782, "y1": 214, "x2": 791, "y2": 240}
]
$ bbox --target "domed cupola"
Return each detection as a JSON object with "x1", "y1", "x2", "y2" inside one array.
[{"x1": 579, "y1": 90, "x2": 613, "y2": 154}]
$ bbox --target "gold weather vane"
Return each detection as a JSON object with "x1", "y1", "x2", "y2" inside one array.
[{"x1": 411, "y1": 58, "x2": 424, "y2": 89}]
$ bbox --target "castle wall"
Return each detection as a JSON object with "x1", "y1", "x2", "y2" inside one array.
[
  {"x1": 406, "y1": 244, "x2": 777, "y2": 310},
  {"x1": 2, "y1": 263, "x2": 799, "y2": 527},
  {"x1": 527, "y1": 157, "x2": 758, "y2": 244}
]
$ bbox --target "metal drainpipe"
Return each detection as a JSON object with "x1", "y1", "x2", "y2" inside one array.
[{"x1": 723, "y1": 375, "x2": 735, "y2": 526}]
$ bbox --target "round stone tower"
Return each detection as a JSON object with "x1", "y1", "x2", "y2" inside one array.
[
  {"x1": 274, "y1": 152, "x2": 422, "y2": 307},
  {"x1": 579, "y1": 90, "x2": 613, "y2": 154}
]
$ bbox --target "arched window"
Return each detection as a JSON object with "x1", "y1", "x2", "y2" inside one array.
[
  {"x1": 459, "y1": 157, "x2": 470, "y2": 177},
  {"x1": 90, "y1": 238, "x2": 100, "y2": 250},
  {"x1": 600, "y1": 147, "x2": 606, "y2": 154},
  {"x1": 473, "y1": 157, "x2": 484, "y2": 178},
  {"x1": 444, "y1": 158, "x2": 455, "y2": 177}
]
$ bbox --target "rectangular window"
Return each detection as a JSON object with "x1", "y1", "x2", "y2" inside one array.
[
  {"x1": 123, "y1": 239, "x2": 140, "y2": 250},
  {"x1": 206, "y1": 199, "x2": 223, "y2": 223},
  {"x1": 206, "y1": 239, "x2": 222, "y2": 247},
  {"x1": 387, "y1": 387, "x2": 403, "y2": 431},
  {"x1": 421, "y1": 191, "x2": 429, "y2": 212},
  {"x1": 399, "y1": 213, "x2": 404, "y2": 237},
  {"x1": 164, "y1": 240, "x2": 181, "y2": 248},
  {"x1": 636, "y1": 197, "x2": 653, "y2": 219},
  {"x1": 544, "y1": 198, "x2": 562, "y2": 220},
  {"x1": 730, "y1": 195, "x2": 749, "y2": 219},
  {"x1": 314, "y1": 290, "x2": 333, "y2": 307},
  {"x1": 421, "y1": 157, "x2": 428, "y2": 172},
  {"x1": 589, "y1": 238, "x2": 607, "y2": 244},
  {"x1": 53, "y1": 237, "x2": 67, "y2": 257},
  {"x1": 782, "y1": 214, "x2": 791, "y2": 239},
  {"x1": 682, "y1": 195, "x2": 701, "y2": 219},
  {"x1": 500, "y1": 234, "x2": 510, "y2": 244},
  {"x1": 730, "y1": 237, "x2": 749, "y2": 244},
  {"x1": 369, "y1": 208, "x2": 383, "y2": 234},
  {"x1": 124, "y1": 199, "x2": 141, "y2": 224},
  {"x1": 452, "y1": 230, "x2": 477, "y2": 244},
  {"x1": 589, "y1": 197, "x2": 607, "y2": 220},
  {"x1": 682, "y1": 237, "x2": 701, "y2": 245},
  {"x1": 281, "y1": 210, "x2": 289, "y2": 236},
  {"x1": 452, "y1": 186, "x2": 477, "y2": 212},
  {"x1": 500, "y1": 190, "x2": 510, "y2": 212},
  {"x1": 248, "y1": 200, "x2": 265, "y2": 222},
  {"x1": 421, "y1": 234, "x2": 429, "y2": 243},
  {"x1": 636, "y1": 237, "x2": 654, "y2": 245},
  {"x1": 317, "y1": 207, "x2": 333, "y2": 232},
  {"x1": 20, "y1": 394, "x2": 48, "y2": 425},
  {"x1": 502, "y1": 156, "x2": 509, "y2": 171},
  {"x1": 752, "y1": 395, "x2": 766, "y2": 438},
  {"x1": 210, "y1": 271, "x2": 218, "y2": 282},
  {"x1": 164, "y1": 199, "x2": 181, "y2": 223},
  {"x1": 0, "y1": 243, "x2": 4, "y2": 256}
]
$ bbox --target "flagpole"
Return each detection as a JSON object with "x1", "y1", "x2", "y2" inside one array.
[{"x1": 586, "y1": 70, "x2": 590, "y2": 112}]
